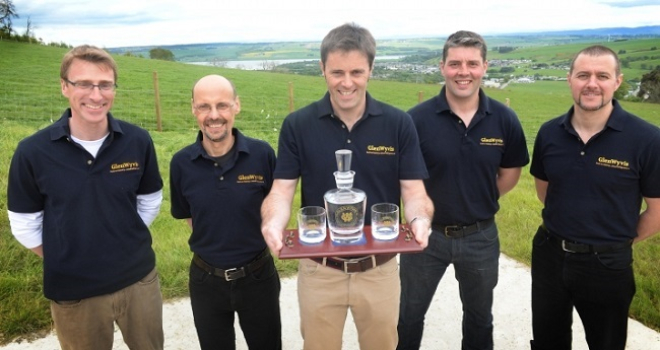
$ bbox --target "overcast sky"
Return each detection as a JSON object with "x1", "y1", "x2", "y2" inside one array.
[{"x1": 11, "y1": 0, "x2": 660, "y2": 48}]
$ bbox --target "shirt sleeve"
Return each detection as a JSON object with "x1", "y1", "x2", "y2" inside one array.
[
  {"x1": 273, "y1": 115, "x2": 302, "y2": 179},
  {"x1": 529, "y1": 127, "x2": 548, "y2": 181},
  {"x1": 397, "y1": 112, "x2": 429, "y2": 180},
  {"x1": 136, "y1": 190, "x2": 163, "y2": 226},
  {"x1": 169, "y1": 154, "x2": 191, "y2": 219},
  {"x1": 7, "y1": 210, "x2": 44, "y2": 248},
  {"x1": 7, "y1": 145, "x2": 44, "y2": 213},
  {"x1": 137, "y1": 134, "x2": 164, "y2": 195},
  {"x1": 501, "y1": 111, "x2": 530, "y2": 168},
  {"x1": 641, "y1": 132, "x2": 660, "y2": 198}
]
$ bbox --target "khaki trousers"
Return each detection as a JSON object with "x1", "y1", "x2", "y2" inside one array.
[
  {"x1": 297, "y1": 258, "x2": 400, "y2": 350},
  {"x1": 50, "y1": 268, "x2": 164, "y2": 350}
]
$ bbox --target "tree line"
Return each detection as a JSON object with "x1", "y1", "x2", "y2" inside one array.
[{"x1": 0, "y1": 0, "x2": 70, "y2": 48}]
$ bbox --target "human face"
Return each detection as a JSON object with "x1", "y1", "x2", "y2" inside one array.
[
  {"x1": 321, "y1": 50, "x2": 372, "y2": 118},
  {"x1": 61, "y1": 58, "x2": 115, "y2": 127},
  {"x1": 568, "y1": 53, "x2": 622, "y2": 112},
  {"x1": 440, "y1": 47, "x2": 487, "y2": 102},
  {"x1": 192, "y1": 76, "x2": 240, "y2": 144}
]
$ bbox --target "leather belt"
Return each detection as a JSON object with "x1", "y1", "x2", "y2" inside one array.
[
  {"x1": 541, "y1": 226, "x2": 632, "y2": 254},
  {"x1": 193, "y1": 249, "x2": 270, "y2": 281},
  {"x1": 311, "y1": 254, "x2": 396, "y2": 274},
  {"x1": 433, "y1": 217, "x2": 494, "y2": 238}
]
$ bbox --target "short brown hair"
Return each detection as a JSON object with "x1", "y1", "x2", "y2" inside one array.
[
  {"x1": 60, "y1": 45, "x2": 118, "y2": 82},
  {"x1": 570, "y1": 45, "x2": 621, "y2": 76},
  {"x1": 443, "y1": 30, "x2": 487, "y2": 62},
  {"x1": 320, "y1": 23, "x2": 376, "y2": 69}
]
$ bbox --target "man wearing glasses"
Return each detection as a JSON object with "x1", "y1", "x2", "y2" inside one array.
[
  {"x1": 7, "y1": 45, "x2": 164, "y2": 349},
  {"x1": 169, "y1": 75, "x2": 281, "y2": 349}
]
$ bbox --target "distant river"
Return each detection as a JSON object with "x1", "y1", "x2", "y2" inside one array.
[{"x1": 188, "y1": 56, "x2": 404, "y2": 70}]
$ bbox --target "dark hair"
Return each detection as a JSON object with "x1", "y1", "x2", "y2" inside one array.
[
  {"x1": 320, "y1": 22, "x2": 376, "y2": 69},
  {"x1": 442, "y1": 30, "x2": 487, "y2": 62},
  {"x1": 569, "y1": 45, "x2": 621, "y2": 76},
  {"x1": 60, "y1": 45, "x2": 118, "y2": 82}
]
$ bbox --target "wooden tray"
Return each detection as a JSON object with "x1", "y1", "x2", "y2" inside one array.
[{"x1": 279, "y1": 225, "x2": 423, "y2": 259}]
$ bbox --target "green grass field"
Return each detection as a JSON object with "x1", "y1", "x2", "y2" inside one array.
[{"x1": 1, "y1": 40, "x2": 659, "y2": 344}]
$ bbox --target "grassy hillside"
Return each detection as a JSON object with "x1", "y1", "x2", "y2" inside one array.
[
  {"x1": 109, "y1": 36, "x2": 660, "y2": 84},
  {"x1": 488, "y1": 38, "x2": 660, "y2": 81},
  {"x1": 1, "y1": 41, "x2": 659, "y2": 343}
]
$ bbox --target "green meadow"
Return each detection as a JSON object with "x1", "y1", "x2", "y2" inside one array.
[{"x1": 1, "y1": 40, "x2": 659, "y2": 343}]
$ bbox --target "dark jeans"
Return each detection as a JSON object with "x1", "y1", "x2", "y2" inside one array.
[
  {"x1": 398, "y1": 221, "x2": 499, "y2": 350},
  {"x1": 530, "y1": 226, "x2": 635, "y2": 350},
  {"x1": 189, "y1": 256, "x2": 282, "y2": 350}
]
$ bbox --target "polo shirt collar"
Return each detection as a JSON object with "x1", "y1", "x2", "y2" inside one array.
[
  {"x1": 560, "y1": 99, "x2": 626, "y2": 133},
  {"x1": 50, "y1": 108, "x2": 124, "y2": 141},
  {"x1": 317, "y1": 91, "x2": 383, "y2": 120},
  {"x1": 434, "y1": 86, "x2": 492, "y2": 117},
  {"x1": 189, "y1": 127, "x2": 249, "y2": 160}
]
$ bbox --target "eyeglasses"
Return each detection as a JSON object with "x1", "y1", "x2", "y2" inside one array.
[
  {"x1": 64, "y1": 79, "x2": 117, "y2": 92},
  {"x1": 194, "y1": 102, "x2": 234, "y2": 114}
]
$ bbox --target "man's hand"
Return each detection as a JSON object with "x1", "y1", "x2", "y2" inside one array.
[
  {"x1": 410, "y1": 217, "x2": 432, "y2": 248},
  {"x1": 260, "y1": 179, "x2": 298, "y2": 258},
  {"x1": 262, "y1": 225, "x2": 284, "y2": 258}
]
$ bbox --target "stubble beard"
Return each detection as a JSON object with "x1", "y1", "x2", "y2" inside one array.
[
  {"x1": 204, "y1": 128, "x2": 228, "y2": 143},
  {"x1": 577, "y1": 95, "x2": 608, "y2": 112}
]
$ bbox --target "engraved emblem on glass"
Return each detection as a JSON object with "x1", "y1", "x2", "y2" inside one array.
[
  {"x1": 324, "y1": 149, "x2": 366, "y2": 244},
  {"x1": 371, "y1": 203, "x2": 400, "y2": 241},
  {"x1": 297, "y1": 206, "x2": 327, "y2": 244}
]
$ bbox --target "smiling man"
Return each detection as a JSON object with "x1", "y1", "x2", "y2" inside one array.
[
  {"x1": 397, "y1": 30, "x2": 529, "y2": 350},
  {"x1": 7, "y1": 45, "x2": 164, "y2": 350},
  {"x1": 261, "y1": 23, "x2": 434, "y2": 350},
  {"x1": 529, "y1": 45, "x2": 660, "y2": 350},
  {"x1": 169, "y1": 75, "x2": 281, "y2": 349}
]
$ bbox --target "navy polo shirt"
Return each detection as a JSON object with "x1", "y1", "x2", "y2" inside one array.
[
  {"x1": 410, "y1": 87, "x2": 529, "y2": 225},
  {"x1": 275, "y1": 92, "x2": 428, "y2": 223},
  {"x1": 530, "y1": 100, "x2": 660, "y2": 244},
  {"x1": 170, "y1": 128, "x2": 275, "y2": 268},
  {"x1": 7, "y1": 109, "x2": 163, "y2": 300}
]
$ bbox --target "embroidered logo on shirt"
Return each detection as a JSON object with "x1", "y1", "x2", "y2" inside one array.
[
  {"x1": 480, "y1": 138, "x2": 504, "y2": 146},
  {"x1": 237, "y1": 174, "x2": 265, "y2": 184},
  {"x1": 110, "y1": 162, "x2": 141, "y2": 173},
  {"x1": 366, "y1": 145, "x2": 396, "y2": 155},
  {"x1": 596, "y1": 157, "x2": 630, "y2": 170}
]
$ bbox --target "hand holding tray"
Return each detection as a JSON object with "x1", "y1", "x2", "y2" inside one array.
[{"x1": 279, "y1": 225, "x2": 424, "y2": 259}]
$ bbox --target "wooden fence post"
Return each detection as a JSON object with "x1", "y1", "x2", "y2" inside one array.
[
  {"x1": 288, "y1": 82, "x2": 294, "y2": 113},
  {"x1": 153, "y1": 71, "x2": 162, "y2": 132},
  {"x1": 418, "y1": 91, "x2": 424, "y2": 104}
]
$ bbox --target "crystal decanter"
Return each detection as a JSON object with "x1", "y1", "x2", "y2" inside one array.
[{"x1": 324, "y1": 149, "x2": 366, "y2": 243}]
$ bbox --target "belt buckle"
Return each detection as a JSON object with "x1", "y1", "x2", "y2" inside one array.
[
  {"x1": 444, "y1": 225, "x2": 460, "y2": 237},
  {"x1": 224, "y1": 267, "x2": 241, "y2": 281},
  {"x1": 343, "y1": 256, "x2": 376, "y2": 274},
  {"x1": 561, "y1": 240, "x2": 577, "y2": 253}
]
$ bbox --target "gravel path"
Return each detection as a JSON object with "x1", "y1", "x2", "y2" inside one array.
[{"x1": 2, "y1": 254, "x2": 658, "y2": 349}]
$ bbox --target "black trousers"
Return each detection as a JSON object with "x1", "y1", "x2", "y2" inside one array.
[
  {"x1": 189, "y1": 256, "x2": 282, "y2": 350},
  {"x1": 530, "y1": 227, "x2": 635, "y2": 350}
]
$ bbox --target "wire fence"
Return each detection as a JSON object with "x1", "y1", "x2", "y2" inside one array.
[
  {"x1": 0, "y1": 77, "x2": 435, "y2": 148},
  {"x1": 1, "y1": 82, "x2": 295, "y2": 131},
  {"x1": 8, "y1": 77, "x2": 659, "y2": 152}
]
